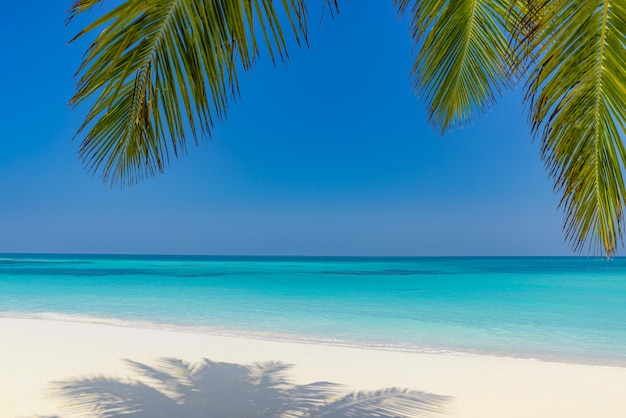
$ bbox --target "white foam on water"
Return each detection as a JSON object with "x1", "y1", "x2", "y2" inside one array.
[{"x1": 2, "y1": 311, "x2": 624, "y2": 368}]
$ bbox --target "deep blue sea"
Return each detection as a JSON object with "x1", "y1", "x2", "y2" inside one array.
[{"x1": 1, "y1": 254, "x2": 625, "y2": 366}]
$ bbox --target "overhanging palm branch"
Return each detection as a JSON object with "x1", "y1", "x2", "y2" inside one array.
[
  {"x1": 70, "y1": 1, "x2": 626, "y2": 256},
  {"x1": 519, "y1": 0, "x2": 626, "y2": 256},
  {"x1": 397, "y1": 0, "x2": 626, "y2": 256},
  {"x1": 395, "y1": 0, "x2": 517, "y2": 133},
  {"x1": 69, "y1": 0, "x2": 313, "y2": 186}
]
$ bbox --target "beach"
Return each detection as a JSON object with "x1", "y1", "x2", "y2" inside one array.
[
  {"x1": 2, "y1": 317, "x2": 626, "y2": 418},
  {"x1": 3, "y1": 256, "x2": 626, "y2": 417}
]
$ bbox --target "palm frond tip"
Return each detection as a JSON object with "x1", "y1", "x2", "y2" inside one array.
[
  {"x1": 395, "y1": 0, "x2": 517, "y2": 134},
  {"x1": 523, "y1": 0, "x2": 626, "y2": 256},
  {"x1": 70, "y1": 0, "x2": 311, "y2": 186}
]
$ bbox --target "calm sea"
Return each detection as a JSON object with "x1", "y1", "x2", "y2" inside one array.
[{"x1": 1, "y1": 254, "x2": 625, "y2": 366}]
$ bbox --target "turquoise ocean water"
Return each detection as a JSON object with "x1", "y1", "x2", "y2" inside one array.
[{"x1": 1, "y1": 254, "x2": 625, "y2": 366}]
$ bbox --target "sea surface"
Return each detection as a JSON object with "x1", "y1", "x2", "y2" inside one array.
[{"x1": 1, "y1": 254, "x2": 625, "y2": 366}]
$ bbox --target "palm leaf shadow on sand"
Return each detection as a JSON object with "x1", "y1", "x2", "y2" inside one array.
[{"x1": 53, "y1": 357, "x2": 452, "y2": 417}]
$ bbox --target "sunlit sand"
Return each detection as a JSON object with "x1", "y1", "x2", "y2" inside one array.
[{"x1": 2, "y1": 318, "x2": 625, "y2": 417}]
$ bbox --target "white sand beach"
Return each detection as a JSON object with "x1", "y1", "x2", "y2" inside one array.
[{"x1": 1, "y1": 317, "x2": 625, "y2": 418}]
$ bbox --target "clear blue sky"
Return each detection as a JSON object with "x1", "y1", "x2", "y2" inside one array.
[{"x1": 0, "y1": 1, "x2": 574, "y2": 256}]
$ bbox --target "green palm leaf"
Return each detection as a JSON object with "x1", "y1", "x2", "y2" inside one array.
[
  {"x1": 69, "y1": 0, "x2": 312, "y2": 186},
  {"x1": 522, "y1": 0, "x2": 626, "y2": 256},
  {"x1": 395, "y1": 0, "x2": 516, "y2": 133},
  {"x1": 70, "y1": 1, "x2": 626, "y2": 256}
]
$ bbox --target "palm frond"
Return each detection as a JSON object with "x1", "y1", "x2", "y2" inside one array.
[
  {"x1": 67, "y1": 0, "x2": 107, "y2": 24},
  {"x1": 522, "y1": 0, "x2": 626, "y2": 256},
  {"x1": 69, "y1": 0, "x2": 312, "y2": 186},
  {"x1": 395, "y1": 0, "x2": 516, "y2": 133}
]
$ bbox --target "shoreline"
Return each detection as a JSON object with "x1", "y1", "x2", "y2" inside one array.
[
  {"x1": 2, "y1": 317, "x2": 626, "y2": 417},
  {"x1": 2, "y1": 311, "x2": 624, "y2": 369}
]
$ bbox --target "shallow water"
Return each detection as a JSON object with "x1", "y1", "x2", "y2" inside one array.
[{"x1": 1, "y1": 254, "x2": 625, "y2": 366}]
